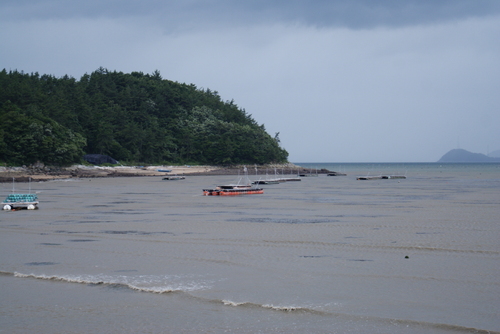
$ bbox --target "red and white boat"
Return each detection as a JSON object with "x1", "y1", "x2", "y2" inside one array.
[
  {"x1": 203, "y1": 167, "x2": 264, "y2": 196},
  {"x1": 203, "y1": 187, "x2": 264, "y2": 196}
]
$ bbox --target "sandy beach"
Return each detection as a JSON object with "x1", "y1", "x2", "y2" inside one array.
[
  {"x1": 0, "y1": 165, "x2": 220, "y2": 182},
  {"x1": 0, "y1": 163, "x2": 307, "y2": 182}
]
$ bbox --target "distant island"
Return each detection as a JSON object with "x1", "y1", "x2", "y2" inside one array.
[{"x1": 438, "y1": 149, "x2": 500, "y2": 163}]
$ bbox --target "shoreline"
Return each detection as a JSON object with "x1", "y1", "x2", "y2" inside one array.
[{"x1": 0, "y1": 163, "x2": 317, "y2": 182}]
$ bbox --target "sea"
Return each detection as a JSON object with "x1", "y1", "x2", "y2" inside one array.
[{"x1": 1, "y1": 162, "x2": 499, "y2": 334}]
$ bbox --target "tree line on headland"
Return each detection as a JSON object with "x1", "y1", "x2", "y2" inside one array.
[{"x1": 0, "y1": 68, "x2": 288, "y2": 166}]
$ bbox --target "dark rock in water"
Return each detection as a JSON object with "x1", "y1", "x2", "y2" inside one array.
[{"x1": 437, "y1": 149, "x2": 500, "y2": 163}]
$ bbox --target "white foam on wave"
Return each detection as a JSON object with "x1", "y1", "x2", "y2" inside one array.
[
  {"x1": 15, "y1": 272, "x2": 95, "y2": 283},
  {"x1": 219, "y1": 297, "x2": 328, "y2": 314},
  {"x1": 222, "y1": 300, "x2": 247, "y2": 306},
  {"x1": 221, "y1": 299, "x2": 305, "y2": 312},
  {"x1": 262, "y1": 304, "x2": 303, "y2": 312},
  {"x1": 13, "y1": 272, "x2": 213, "y2": 293}
]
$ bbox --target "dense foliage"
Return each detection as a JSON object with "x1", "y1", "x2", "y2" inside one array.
[{"x1": 0, "y1": 68, "x2": 288, "y2": 165}]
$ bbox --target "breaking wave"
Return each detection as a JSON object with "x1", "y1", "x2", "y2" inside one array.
[
  {"x1": 11, "y1": 271, "x2": 213, "y2": 294},
  {"x1": 218, "y1": 298, "x2": 499, "y2": 333},
  {"x1": 221, "y1": 299, "x2": 322, "y2": 314},
  {"x1": 3, "y1": 270, "x2": 498, "y2": 333}
]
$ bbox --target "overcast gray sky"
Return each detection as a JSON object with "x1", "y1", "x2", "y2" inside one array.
[{"x1": 2, "y1": 0, "x2": 499, "y2": 162}]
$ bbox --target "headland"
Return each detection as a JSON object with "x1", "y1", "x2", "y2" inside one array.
[{"x1": 0, "y1": 163, "x2": 325, "y2": 182}]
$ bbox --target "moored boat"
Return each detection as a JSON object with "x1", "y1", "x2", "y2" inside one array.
[
  {"x1": 2, "y1": 178, "x2": 39, "y2": 210},
  {"x1": 252, "y1": 179, "x2": 280, "y2": 185},
  {"x1": 203, "y1": 166, "x2": 264, "y2": 196},
  {"x1": 356, "y1": 176, "x2": 382, "y2": 180},
  {"x1": 219, "y1": 188, "x2": 264, "y2": 196},
  {"x1": 203, "y1": 188, "x2": 264, "y2": 196},
  {"x1": 381, "y1": 175, "x2": 406, "y2": 179},
  {"x1": 203, "y1": 189, "x2": 218, "y2": 196},
  {"x1": 2, "y1": 193, "x2": 39, "y2": 210}
]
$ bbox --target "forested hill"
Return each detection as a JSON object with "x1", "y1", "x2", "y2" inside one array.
[{"x1": 0, "y1": 68, "x2": 288, "y2": 166}]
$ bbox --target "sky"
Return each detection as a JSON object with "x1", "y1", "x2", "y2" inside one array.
[{"x1": 1, "y1": 0, "x2": 500, "y2": 162}]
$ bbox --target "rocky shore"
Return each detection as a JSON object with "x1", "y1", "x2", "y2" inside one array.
[{"x1": 0, "y1": 163, "x2": 333, "y2": 182}]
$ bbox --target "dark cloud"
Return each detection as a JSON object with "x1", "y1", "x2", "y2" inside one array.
[
  {"x1": 234, "y1": 0, "x2": 500, "y2": 28},
  {"x1": 2, "y1": 0, "x2": 500, "y2": 29}
]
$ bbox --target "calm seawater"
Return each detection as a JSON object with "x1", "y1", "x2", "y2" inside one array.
[{"x1": 1, "y1": 163, "x2": 499, "y2": 333}]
